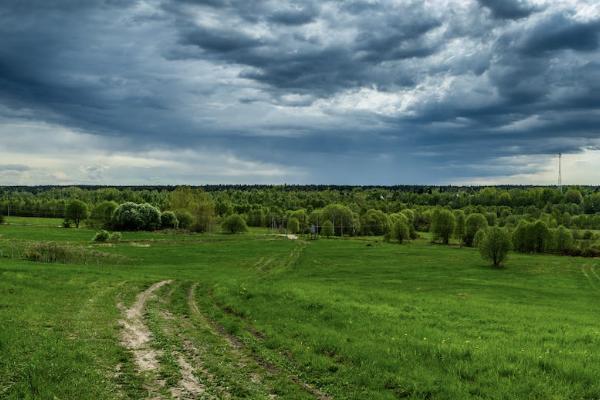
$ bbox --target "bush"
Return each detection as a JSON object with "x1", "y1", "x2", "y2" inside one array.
[
  {"x1": 391, "y1": 219, "x2": 410, "y2": 244},
  {"x1": 0, "y1": 213, "x2": 4, "y2": 224},
  {"x1": 112, "y1": 202, "x2": 161, "y2": 231},
  {"x1": 464, "y1": 213, "x2": 488, "y2": 247},
  {"x1": 478, "y1": 227, "x2": 512, "y2": 268},
  {"x1": 93, "y1": 230, "x2": 111, "y2": 242},
  {"x1": 287, "y1": 217, "x2": 300, "y2": 234},
  {"x1": 138, "y1": 203, "x2": 161, "y2": 230},
  {"x1": 321, "y1": 220, "x2": 334, "y2": 238},
  {"x1": 21, "y1": 242, "x2": 126, "y2": 264},
  {"x1": 112, "y1": 202, "x2": 143, "y2": 230},
  {"x1": 175, "y1": 210, "x2": 194, "y2": 229},
  {"x1": 431, "y1": 208, "x2": 455, "y2": 244},
  {"x1": 161, "y1": 211, "x2": 179, "y2": 229},
  {"x1": 221, "y1": 214, "x2": 248, "y2": 234},
  {"x1": 65, "y1": 200, "x2": 89, "y2": 228}
]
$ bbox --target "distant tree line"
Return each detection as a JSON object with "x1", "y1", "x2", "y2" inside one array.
[{"x1": 3, "y1": 185, "x2": 600, "y2": 257}]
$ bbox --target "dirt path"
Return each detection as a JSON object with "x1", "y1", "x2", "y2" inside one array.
[{"x1": 120, "y1": 280, "x2": 172, "y2": 372}]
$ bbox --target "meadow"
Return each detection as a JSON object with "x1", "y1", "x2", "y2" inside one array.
[{"x1": 1, "y1": 217, "x2": 599, "y2": 399}]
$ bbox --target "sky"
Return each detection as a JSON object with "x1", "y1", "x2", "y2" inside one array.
[{"x1": 1, "y1": 0, "x2": 600, "y2": 185}]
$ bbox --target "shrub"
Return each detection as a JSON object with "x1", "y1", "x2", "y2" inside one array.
[
  {"x1": 175, "y1": 210, "x2": 194, "y2": 229},
  {"x1": 287, "y1": 217, "x2": 300, "y2": 234},
  {"x1": 138, "y1": 203, "x2": 161, "y2": 230},
  {"x1": 161, "y1": 211, "x2": 179, "y2": 229},
  {"x1": 23, "y1": 242, "x2": 71, "y2": 263},
  {"x1": 391, "y1": 219, "x2": 410, "y2": 244},
  {"x1": 431, "y1": 208, "x2": 455, "y2": 244},
  {"x1": 221, "y1": 214, "x2": 248, "y2": 234},
  {"x1": 21, "y1": 242, "x2": 126, "y2": 264},
  {"x1": 478, "y1": 227, "x2": 512, "y2": 268},
  {"x1": 321, "y1": 220, "x2": 334, "y2": 238},
  {"x1": 112, "y1": 202, "x2": 161, "y2": 231},
  {"x1": 112, "y1": 202, "x2": 143, "y2": 230},
  {"x1": 0, "y1": 213, "x2": 4, "y2": 224},
  {"x1": 93, "y1": 230, "x2": 111, "y2": 242},
  {"x1": 464, "y1": 213, "x2": 488, "y2": 247},
  {"x1": 65, "y1": 200, "x2": 89, "y2": 228}
]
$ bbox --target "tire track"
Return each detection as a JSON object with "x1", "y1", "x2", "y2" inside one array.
[
  {"x1": 119, "y1": 280, "x2": 172, "y2": 397},
  {"x1": 581, "y1": 265, "x2": 599, "y2": 291},
  {"x1": 188, "y1": 283, "x2": 331, "y2": 400}
]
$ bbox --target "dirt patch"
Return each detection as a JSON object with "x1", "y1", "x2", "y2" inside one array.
[
  {"x1": 120, "y1": 280, "x2": 172, "y2": 371},
  {"x1": 130, "y1": 242, "x2": 151, "y2": 248},
  {"x1": 169, "y1": 354, "x2": 205, "y2": 399}
]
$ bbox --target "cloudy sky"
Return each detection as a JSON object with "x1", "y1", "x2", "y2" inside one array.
[{"x1": 1, "y1": 0, "x2": 600, "y2": 185}]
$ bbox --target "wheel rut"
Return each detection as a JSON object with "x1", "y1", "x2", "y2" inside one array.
[{"x1": 120, "y1": 280, "x2": 173, "y2": 372}]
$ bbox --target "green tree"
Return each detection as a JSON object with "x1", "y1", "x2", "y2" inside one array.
[
  {"x1": 321, "y1": 220, "x2": 334, "y2": 238},
  {"x1": 391, "y1": 219, "x2": 410, "y2": 244},
  {"x1": 564, "y1": 189, "x2": 583, "y2": 204},
  {"x1": 464, "y1": 213, "x2": 488, "y2": 247},
  {"x1": 554, "y1": 225, "x2": 574, "y2": 254},
  {"x1": 478, "y1": 227, "x2": 512, "y2": 268},
  {"x1": 361, "y1": 209, "x2": 390, "y2": 236},
  {"x1": 90, "y1": 200, "x2": 117, "y2": 228},
  {"x1": 321, "y1": 204, "x2": 355, "y2": 236},
  {"x1": 287, "y1": 217, "x2": 300, "y2": 234},
  {"x1": 221, "y1": 214, "x2": 248, "y2": 234},
  {"x1": 161, "y1": 211, "x2": 179, "y2": 229},
  {"x1": 431, "y1": 208, "x2": 455, "y2": 244},
  {"x1": 454, "y1": 210, "x2": 466, "y2": 245},
  {"x1": 485, "y1": 212, "x2": 497, "y2": 226},
  {"x1": 175, "y1": 210, "x2": 193, "y2": 229},
  {"x1": 169, "y1": 186, "x2": 216, "y2": 232},
  {"x1": 65, "y1": 200, "x2": 89, "y2": 228}
]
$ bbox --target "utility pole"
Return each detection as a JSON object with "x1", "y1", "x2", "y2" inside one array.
[{"x1": 558, "y1": 153, "x2": 562, "y2": 193}]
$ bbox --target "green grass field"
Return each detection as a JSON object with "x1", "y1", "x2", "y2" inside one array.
[{"x1": 1, "y1": 219, "x2": 599, "y2": 399}]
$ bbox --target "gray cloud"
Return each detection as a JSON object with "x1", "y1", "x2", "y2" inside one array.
[
  {"x1": 477, "y1": 0, "x2": 538, "y2": 20},
  {"x1": 0, "y1": 0, "x2": 599, "y2": 184}
]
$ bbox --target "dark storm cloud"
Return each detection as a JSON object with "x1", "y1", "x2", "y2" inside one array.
[
  {"x1": 477, "y1": 0, "x2": 538, "y2": 20},
  {"x1": 518, "y1": 13, "x2": 600, "y2": 55},
  {"x1": 1, "y1": 0, "x2": 600, "y2": 183}
]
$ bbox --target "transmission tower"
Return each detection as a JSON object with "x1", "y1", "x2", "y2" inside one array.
[{"x1": 558, "y1": 153, "x2": 562, "y2": 193}]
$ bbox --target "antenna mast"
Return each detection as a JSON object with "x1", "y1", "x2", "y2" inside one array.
[{"x1": 558, "y1": 153, "x2": 562, "y2": 193}]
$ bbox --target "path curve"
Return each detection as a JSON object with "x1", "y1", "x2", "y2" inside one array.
[{"x1": 120, "y1": 280, "x2": 172, "y2": 371}]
